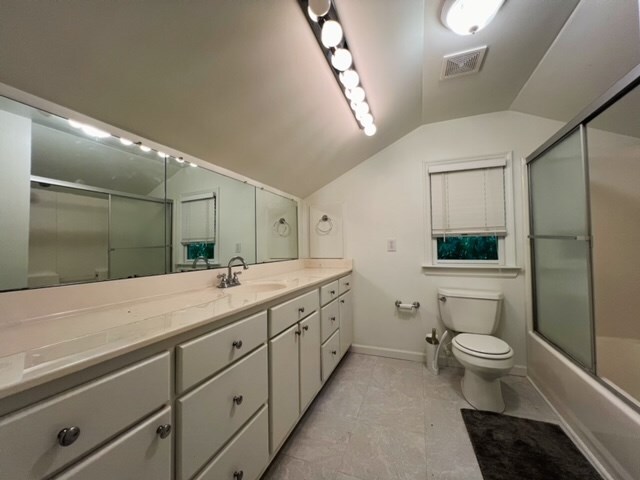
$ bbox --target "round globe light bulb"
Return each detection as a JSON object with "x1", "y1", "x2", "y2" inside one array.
[
  {"x1": 331, "y1": 48, "x2": 353, "y2": 71},
  {"x1": 364, "y1": 124, "x2": 377, "y2": 136},
  {"x1": 359, "y1": 113, "x2": 374, "y2": 127},
  {"x1": 350, "y1": 86, "x2": 365, "y2": 103},
  {"x1": 321, "y1": 20, "x2": 343, "y2": 48},
  {"x1": 307, "y1": 6, "x2": 318, "y2": 22},
  {"x1": 355, "y1": 102, "x2": 370, "y2": 117},
  {"x1": 339, "y1": 69, "x2": 360, "y2": 89},
  {"x1": 309, "y1": 0, "x2": 330, "y2": 18},
  {"x1": 441, "y1": 0, "x2": 505, "y2": 36},
  {"x1": 345, "y1": 88, "x2": 354, "y2": 100}
]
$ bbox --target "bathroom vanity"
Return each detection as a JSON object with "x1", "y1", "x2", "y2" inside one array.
[{"x1": 0, "y1": 266, "x2": 353, "y2": 480}]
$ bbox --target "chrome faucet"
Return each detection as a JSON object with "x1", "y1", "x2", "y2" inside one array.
[
  {"x1": 217, "y1": 256, "x2": 249, "y2": 288},
  {"x1": 192, "y1": 255, "x2": 210, "y2": 269}
]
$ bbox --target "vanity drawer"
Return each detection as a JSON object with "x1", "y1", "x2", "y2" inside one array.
[
  {"x1": 320, "y1": 280, "x2": 339, "y2": 306},
  {"x1": 194, "y1": 406, "x2": 269, "y2": 480},
  {"x1": 320, "y1": 299, "x2": 339, "y2": 343},
  {"x1": 54, "y1": 407, "x2": 172, "y2": 480},
  {"x1": 177, "y1": 345, "x2": 268, "y2": 480},
  {"x1": 321, "y1": 330, "x2": 341, "y2": 382},
  {"x1": 338, "y1": 274, "x2": 352, "y2": 295},
  {"x1": 268, "y1": 289, "x2": 319, "y2": 337},
  {"x1": 176, "y1": 311, "x2": 267, "y2": 393},
  {"x1": 0, "y1": 352, "x2": 170, "y2": 480}
]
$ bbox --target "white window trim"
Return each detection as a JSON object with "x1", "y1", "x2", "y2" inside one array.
[
  {"x1": 422, "y1": 152, "x2": 520, "y2": 277},
  {"x1": 177, "y1": 189, "x2": 221, "y2": 266}
]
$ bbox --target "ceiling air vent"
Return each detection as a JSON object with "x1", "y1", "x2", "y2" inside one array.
[{"x1": 440, "y1": 46, "x2": 487, "y2": 80}]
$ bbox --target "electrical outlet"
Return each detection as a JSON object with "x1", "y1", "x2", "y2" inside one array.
[{"x1": 387, "y1": 239, "x2": 397, "y2": 252}]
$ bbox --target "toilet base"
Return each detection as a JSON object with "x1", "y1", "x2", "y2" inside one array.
[{"x1": 460, "y1": 368, "x2": 505, "y2": 413}]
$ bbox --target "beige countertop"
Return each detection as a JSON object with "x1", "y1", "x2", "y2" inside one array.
[{"x1": 0, "y1": 266, "x2": 351, "y2": 400}]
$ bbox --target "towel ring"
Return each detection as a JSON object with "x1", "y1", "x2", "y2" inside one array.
[
  {"x1": 272, "y1": 217, "x2": 290, "y2": 237},
  {"x1": 315, "y1": 214, "x2": 333, "y2": 235}
]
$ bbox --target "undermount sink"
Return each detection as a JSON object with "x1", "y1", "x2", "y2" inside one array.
[{"x1": 240, "y1": 282, "x2": 287, "y2": 293}]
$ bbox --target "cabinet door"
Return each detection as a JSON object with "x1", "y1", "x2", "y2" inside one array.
[
  {"x1": 339, "y1": 290, "x2": 353, "y2": 357},
  {"x1": 269, "y1": 323, "x2": 300, "y2": 453},
  {"x1": 299, "y1": 312, "x2": 321, "y2": 412},
  {"x1": 54, "y1": 407, "x2": 172, "y2": 480}
]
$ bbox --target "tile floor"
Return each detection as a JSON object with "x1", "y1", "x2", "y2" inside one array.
[{"x1": 261, "y1": 352, "x2": 559, "y2": 480}]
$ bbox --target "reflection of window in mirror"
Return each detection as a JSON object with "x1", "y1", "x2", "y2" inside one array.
[{"x1": 180, "y1": 192, "x2": 218, "y2": 266}]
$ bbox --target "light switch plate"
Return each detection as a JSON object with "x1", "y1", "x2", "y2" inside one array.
[{"x1": 387, "y1": 239, "x2": 397, "y2": 252}]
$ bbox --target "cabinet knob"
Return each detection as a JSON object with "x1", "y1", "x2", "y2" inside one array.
[
  {"x1": 233, "y1": 395, "x2": 244, "y2": 406},
  {"x1": 303, "y1": 325, "x2": 309, "y2": 331},
  {"x1": 232, "y1": 340, "x2": 243, "y2": 349},
  {"x1": 57, "y1": 426, "x2": 81, "y2": 447},
  {"x1": 156, "y1": 424, "x2": 172, "y2": 439},
  {"x1": 331, "y1": 350, "x2": 337, "y2": 355},
  {"x1": 345, "y1": 282, "x2": 350, "y2": 286},
  {"x1": 298, "y1": 307, "x2": 305, "y2": 314},
  {"x1": 330, "y1": 290, "x2": 336, "y2": 295},
  {"x1": 340, "y1": 300, "x2": 345, "y2": 304},
  {"x1": 233, "y1": 471, "x2": 244, "y2": 480},
  {"x1": 330, "y1": 316, "x2": 336, "y2": 322}
]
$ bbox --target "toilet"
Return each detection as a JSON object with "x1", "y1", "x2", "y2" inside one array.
[{"x1": 437, "y1": 288, "x2": 514, "y2": 412}]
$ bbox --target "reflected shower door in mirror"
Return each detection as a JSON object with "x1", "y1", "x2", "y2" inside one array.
[
  {"x1": 587, "y1": 83, "x2": 640, "y2": 406},
  {"x1": 165, "y1": 160, "x2": 256, "y2": 272},
  {"x1": 0, "y1": 95, "x2": 169, "y2": 291},
  {"x1": 256, "y1": 189, "x2": 298, "y2": 263}
]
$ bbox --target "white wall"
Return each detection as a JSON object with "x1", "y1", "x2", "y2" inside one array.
[
  {"x1": 0, "y1": 110, "x2": 32, "y2": 291},
  {"x1": 304, "y1": 111, "x2": 563, "y2": 370}
]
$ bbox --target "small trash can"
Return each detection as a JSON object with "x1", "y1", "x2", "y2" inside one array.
[{"x1": 425, "y1": 328, "x2": 439, "y2": 375}]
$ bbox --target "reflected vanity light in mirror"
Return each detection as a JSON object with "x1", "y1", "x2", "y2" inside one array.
[{"x1": 119, "y1": 137, "x2": 134, "y2": 146}]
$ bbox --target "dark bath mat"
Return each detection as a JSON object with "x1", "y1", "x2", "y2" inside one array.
[{"x1": 461, "y1": 409, "x2": 602, "y2": 480}]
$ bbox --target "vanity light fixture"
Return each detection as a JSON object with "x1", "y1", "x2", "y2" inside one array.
[
  {"x1": 441, "y1": 0, "x2": 505, "y2": 36},
  {"x1": 299, "y1": 0, "x2": 376, "y2": 136}
]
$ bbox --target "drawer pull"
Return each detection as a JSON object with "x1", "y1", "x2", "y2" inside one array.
[
  {"x1": 330, "y1": 316, "x2": 336, "y2": 322},
  {"x1": 233, "y1": 395, "x2": 244, "y2": 406},
  {"x1": 295, "y1": 329, "x2": 302, "y2": 336},
  {"x1": 340, "y1": 299, "x2": 345, "y2": 304},
  {"x1": 331, "y1": 350, "x2": 337, "y2": 355},
  {"x1": 156, "y1": 424, "x2": 172, "y2": 439},
  {"x1": 302, "y1": 325, "x2": 309, "y2": 331},
  {"x1": 57, "y1": 426, "x2": 81, "y2": 447},
  {"x1": 233, "y1": 471, "x2": 244, "y2": 480},
  {"x1": 232, "y1": 340, "x2": 243, "y2": 349},
  {"x1": 298, "y1": 307, "x2": 305, "y2": 314},
  {"x1": 330, "y1": 290, "x2": 336, "y2": 295},
  {"x1": 345, "y1": 282, "x2": 350, "y2": 286}
]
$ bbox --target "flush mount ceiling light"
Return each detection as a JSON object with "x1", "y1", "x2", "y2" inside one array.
[
  {"x1": 298, "y1": 0, "x2": 376, "y2": 135},
  {"x1": 441, "y1": 0, "x2": 505, "y2": 35}
]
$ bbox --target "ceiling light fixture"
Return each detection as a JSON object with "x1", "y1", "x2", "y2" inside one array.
[
  {"x1": 441, "y1": 0, "x2": 505, "y2": 36},
  {"x1": 298, "y1": 0, "x2": 376, "y2": 135}
]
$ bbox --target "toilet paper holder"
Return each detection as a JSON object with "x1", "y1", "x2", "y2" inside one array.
[{"x1": 395, "y1": 300, "x2": 420, "y2": 310}]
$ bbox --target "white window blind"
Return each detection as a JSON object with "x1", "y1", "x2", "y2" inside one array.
[
  {"x1": 429, "y1": 159, "x2": 506, "y2": 237},
  {"x1": 181, "y1": 194, "x2": 216, "y2": 243}
]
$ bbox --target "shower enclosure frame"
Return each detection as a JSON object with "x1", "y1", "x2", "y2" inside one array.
[{"x1": 525, "y1": 62, "x2": 640, "y2": 411}]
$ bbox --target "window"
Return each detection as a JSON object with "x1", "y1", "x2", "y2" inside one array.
[
  {"x1": 424, "y1": 153, "x2": 517, "y2": 272},
  {"x1": 180, "y1": 192, "x2": 217, "y2": 263}
]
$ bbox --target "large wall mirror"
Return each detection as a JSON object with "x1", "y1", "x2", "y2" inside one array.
[{"x1": 0, "y1": 95, "x2": 298, "y2": 292}]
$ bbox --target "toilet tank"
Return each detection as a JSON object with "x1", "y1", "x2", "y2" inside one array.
[{"x1": 437, "y1": 288, "x2": 503, "y2": 334}]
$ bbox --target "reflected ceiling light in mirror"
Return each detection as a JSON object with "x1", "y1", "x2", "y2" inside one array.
[
  {"x1": 299, "y1": 0, "x2": 376, "y2": 135},
  {"x1": 138, "y1": 144, "x2": 151, "y2": 153},
  {"x1": 67, "y1": 119, "x2": 110, "y2": 138},
  {"x1": 120, "y1": 138, "x2": 133, "y2": 146},
  {"x1": 175, "y1": 157, "x2": 185, "y2": 164},
  {"x1": 441, "y1": 0, "x2": 505, "y2": 35},
  {"x1": 68, "y1": 119, "x2": 83, "y2": 129},
  {"x1": 157, "y1": 151, "x2": 168, "y2": 158},
  {"x1": 189, "y1": 162, "x2": 198, "y2": 168}
]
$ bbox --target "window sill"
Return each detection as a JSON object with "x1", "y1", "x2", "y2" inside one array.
[{"x1": 421, "y1": 264, "x2": 521, "y2": 278}]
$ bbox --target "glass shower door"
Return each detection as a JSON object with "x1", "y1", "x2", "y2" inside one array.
[{"x1": 529, "y1": 127, "x2": 594, "y2": 369}]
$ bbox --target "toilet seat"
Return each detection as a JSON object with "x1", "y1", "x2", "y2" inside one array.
[{"x1": 453, "y1": 333, "x2": 513, "y2": 360}]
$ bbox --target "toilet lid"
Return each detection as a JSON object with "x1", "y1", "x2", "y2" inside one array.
[{"x1": 453, "y1": 333, "x2": 512, "y2": 356}]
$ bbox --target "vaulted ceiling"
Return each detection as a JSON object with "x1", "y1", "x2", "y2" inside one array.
[{"x1": 0, "y1": 1, "x2": 638, "y2": 197}]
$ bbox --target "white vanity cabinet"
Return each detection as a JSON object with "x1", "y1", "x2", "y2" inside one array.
[
  {"x1": 0, "y1": 352, "x2": 171, "y2": 480},
  {"x1": 339, "y1": 289, "x2": 353, "y2": 357},
  {"x1": 268, "y1": 289, "x2": 320, "y2": 453}
]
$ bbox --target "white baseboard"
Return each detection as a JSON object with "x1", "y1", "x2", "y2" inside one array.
[{"x1": 350, "y1": 343, "x2": 527, "y2": 376}]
